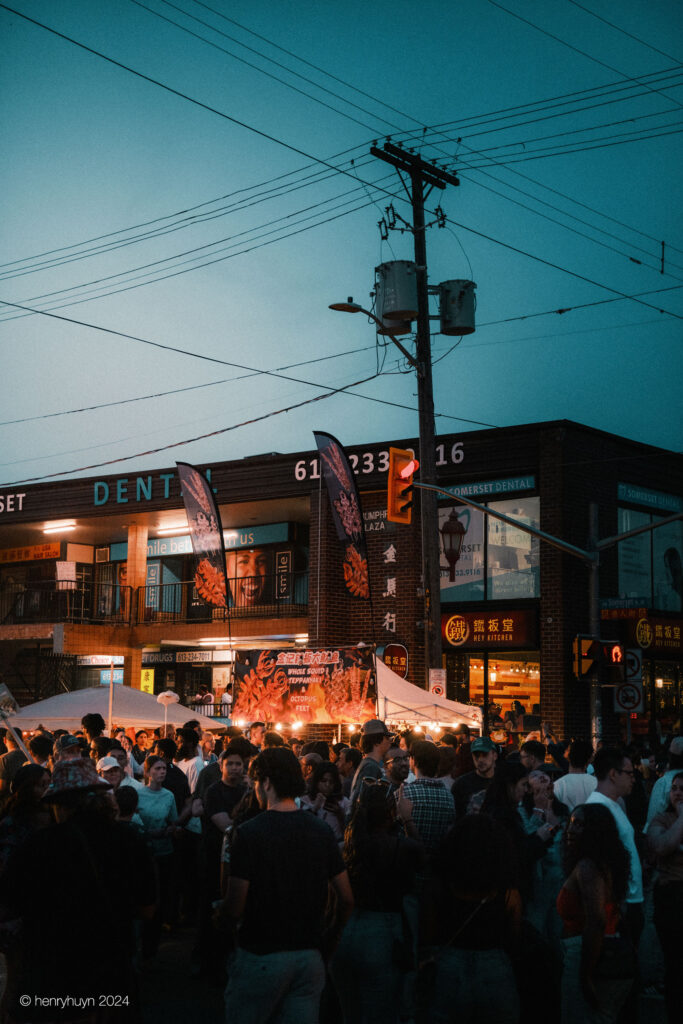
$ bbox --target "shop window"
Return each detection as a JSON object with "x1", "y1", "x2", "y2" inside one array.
[
  {"x1": 439, "y1": 496, "x2": 540, "y2": 602},
  {"x1": 618, "y1": 508, "x2": 682, "y2": 612}
]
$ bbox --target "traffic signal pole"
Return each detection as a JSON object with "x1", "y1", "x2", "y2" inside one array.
[{"x1": 370, "y1": 142, "x2": 460, "y2": 688}]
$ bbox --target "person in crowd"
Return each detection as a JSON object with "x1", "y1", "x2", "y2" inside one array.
[
  {"x1": 300, "y1": 760, "x2": 349, "y2": 842},
  {"x1": 519, "y1": 769, "x2": 569, "y2": 945},
  {"x1": 349, "y1": 719, "x2": 393, "y2": 806},
  {"x1": 646, "y1": 770, "x2": 683, "y2": 1023},
  {"x1": 585, "y1": 748, "x2": 644, "y2": 948},
  {"x1": 520, "y1": 739, "x2": 547, "y2": 772},
  {"x1": 289, "y1": 736, "x2": 304, "y2": 759},
  {"x1": 644, "y1": 735, "x2": 683, "y2": 830},
  {"x1": 108, "y1": 745, "x2": 145, "y2": 793},
  {"x1": 174, "y1": 729, "x2": 205, "y2": 925},
  {"x1": 221, "y1": 747, "x2": 353, "y2": 1024},
  {"x1": 301, "y1": 740, "x2": 330, "y2": 761},
  {"x1": 263, "y1": 730, "x2": 286, "y2": 748},
  {"x1": 201, "y1": 731, "x2": 218, "y2": 764},
  {"x1": 301, "y1": 751, "x2": 323, "y2": 785},
  {"x1": 27, "y1": 733, "x2": 53, "y2": 769},
  {"x1": 114, "y1": 784, "x2": 144, "y2": 831},
  {"x1": 0, "y1": 763, "x2": 51, "y2": 875},
  {"x1": 330, "y1": 742, "x2": 348, "y2": 764},
  {"x1": 557, "y1": 803, "x2": 633, "y2": 1023},
  {"x1": 481, "y1": 760, "x2": 555, "y2": 907},
  {"x1": 132, "y1": 729, "x2": 151, "y2": 766},
  {"x1": 114, "y1": 730, "x2": 142, "y2": 777},
  {"x1": 398, "y1": 729, "x2": 417, "y2": 753},
  {"x1": 80, "y1": 712, "x2": 105, "y2": 743},
  {"x1": 248, "y1": 721, "x2": 265, "y2": 753},
  {"x1": 52, "y1": 733, "x2": 82, "y2": 763},
  {"x1": 0, "y1": 731, "x2": 26, "y2": 794},
  {"x1": 0, "y1": 757, "x2": 156, "y2": 1021},
  {"x1": 329, "y1": 781, "x2": 422, "y2": 1023},
  {"x1": 435, "y1": 745, "x2": 458, "y2": 790},
  {"x1": 451, "y1": 736, "x2": 498, "y2": 818},
  {"x1": 552, "y1": 739, "x2": 597, "y2": 811},
  {"x1": 152, "y1": 737, "x2": 191, "y2": 812},
  {"x1": 137, "y1": 754, "x2": 179, "y2": 957},
  {"x1": 337, "y1": 746, "x2": 362, "y2": 798},
  {"x1": 89, "y1": 735, "x2": 113, "y2": 763},
  {"x1": 95, "y1": 754, "x2": 126, "y2": 792},
  {"x1": 384, "y1": 746, "x2": 410, "y2": 794},
  {"x1": 194, "y1": 684, "x2": 214, "y2": 706},
  {"x1": 421, "y1": 814, "x2": 521, "y2": 1024},
  {"x1": 403, "y1": 740, "x2": 455, "y2": 859},
  {"x1": 451, "y1": 723, "x2": 475, "y2": 778}
]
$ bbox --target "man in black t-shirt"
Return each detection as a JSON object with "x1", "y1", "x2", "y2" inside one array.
[
  {"x1": 221, "y1": 747, "x2": 353, "y2": 1024},
  {"x1": 451, "y1": 736, "x2": 499, "y2": 817},
  {"x1": 203, "y1": 745, "x2": 248, "y2": 896}
]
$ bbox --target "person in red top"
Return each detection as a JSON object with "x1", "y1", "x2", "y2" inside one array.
[{"x1": 557, "y1": 803, "x2": 632, "y2": 1022}]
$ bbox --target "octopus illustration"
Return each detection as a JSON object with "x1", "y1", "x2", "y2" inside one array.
[
  {"x1": 343, "y1": 544, "x2": 370, "y2": 599},
  {"x1": 194, "y1": 558, "x2": 227, "y2": 607}
]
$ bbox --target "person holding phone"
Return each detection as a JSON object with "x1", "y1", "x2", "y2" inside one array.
[{"x1": 300, "y1": 760, "x2": 349, "y2": 842}]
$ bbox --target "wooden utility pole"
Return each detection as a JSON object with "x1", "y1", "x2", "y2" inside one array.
[{"x1": 370, "y1": 142, "x2": 459, "y2": 688}]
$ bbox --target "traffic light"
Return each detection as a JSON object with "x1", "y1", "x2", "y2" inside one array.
[
  {"x1": 572, "y1": 635, "x2": 596, "y2": 679},
  {"x1": 572, "y1": 636, "x2": 625, "y2": 682},
  {"x1": 594, "y1": 640, "x2": 626, "y2": 684},
  {"x1": 387, "y1": 447, "x2": 417, "y2": 524}
]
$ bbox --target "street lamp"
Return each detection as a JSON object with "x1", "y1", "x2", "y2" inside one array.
[
  {"x1": 329, "y1": 299, "x2": 417, "y2": 365},
  {"x1": 440, "y1": 509, "x2": 467, "y2": 582}
]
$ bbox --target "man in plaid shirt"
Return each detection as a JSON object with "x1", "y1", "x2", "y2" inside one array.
[{"x1": 403, "y1": 740, "x2": 455, "y2": 855}]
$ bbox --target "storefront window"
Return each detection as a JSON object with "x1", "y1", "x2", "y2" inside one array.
[
  {"x1": 445, "y1": 650, "x2": 540, "y2": 723},
  {"x1": 439, "y1": 496, "x2": 540, "y2": 602},
  {"x1": 618, "y1": 507, "x2": 682, "y2": 612},
  {"x1": 648, "y1": 660, "x2": 681, "y2": 732}
]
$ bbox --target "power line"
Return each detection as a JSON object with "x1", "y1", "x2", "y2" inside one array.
[{"x1": 564, "y1": 0, "x2": 682, "y2": 67}]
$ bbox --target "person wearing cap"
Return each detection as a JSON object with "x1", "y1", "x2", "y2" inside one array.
[
  {"x1": 0, "y1": 757, "x2": 156, "y2": 1021},
  {"x1": 108, "y1": 745, "x2": 146, "y2": 793},
  {"x1": 52, "y1": 733, "x2": 82, "y2": 763},
  {"x1": 451, "y1": 736, "x2": 499, "y2": 818},
  {"x1": 96, "y1": 754, "x2": 126, "y2": 791},
  {"x1": 349, "y1": 719, "x2": 393, "y2": 807},
  {"x1": 644, "y1": 735, "x2": 683, "y2": 832}
]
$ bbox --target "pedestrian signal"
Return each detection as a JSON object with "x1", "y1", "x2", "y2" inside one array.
[{"x1": 387, "y1": 448, "x2": 417, "y2": 525}]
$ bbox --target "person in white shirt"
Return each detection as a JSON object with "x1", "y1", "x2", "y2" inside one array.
[
  {"x1": 644, "y1": 736, "x2": 683, "y2": 832},
  {"x1": 586, "y1": 747, "x2": 644, "y2": 946},
  {"x1": 553, "y1": 739, "x2": 597, "y2": 812}
]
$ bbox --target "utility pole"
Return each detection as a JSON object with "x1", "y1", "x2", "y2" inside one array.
[{"x1": 370, "y1": 142, "x2": 460, "y2": 687}]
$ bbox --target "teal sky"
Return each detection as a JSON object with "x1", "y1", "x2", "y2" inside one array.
[{"x1": 1, "y1": 0, "x2": 682, "y2": 486}]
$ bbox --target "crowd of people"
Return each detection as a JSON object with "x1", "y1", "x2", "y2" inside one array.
[{"x1": 0, "y1": 711, "x2": 680, "y2": 1024}]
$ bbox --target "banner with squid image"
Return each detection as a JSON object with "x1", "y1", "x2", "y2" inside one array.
[
  {"x1": 176, "y1": 462, "x2": 228, "y2": 609},
  {"x1": 314, "y1": 431, "x2": 371, "y2": 601},
  {"x1": 232, "y1": 647, "x2": 377, "y2": 724}
]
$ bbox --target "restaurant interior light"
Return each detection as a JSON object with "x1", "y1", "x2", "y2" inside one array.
[{"x1": 156, "y1": 524, "x2": 188, "y2": 535}]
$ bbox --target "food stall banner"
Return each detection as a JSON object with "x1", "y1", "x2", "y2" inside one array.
[
  {"x1": 176, "y1": 462, "x2": 228, "y2": 608},
  {"x1": 232, "y1": 647, "x2": 377, "y2": 724},
  {"x1": 314, "y1": 431, "x2": 370, "y2": 601}
]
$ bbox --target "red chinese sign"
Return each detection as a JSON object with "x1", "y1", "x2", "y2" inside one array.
[
  {"x1": 382, "y1": 643, "x2": 408, "y2": 678},
  {"x1": 442, "y1": 610, "x2": 537, "y2": 648}
]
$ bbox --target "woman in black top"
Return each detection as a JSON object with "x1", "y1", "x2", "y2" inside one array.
[{"x1": 329, "y1": 781, "x2": 423, "y2": 1023}]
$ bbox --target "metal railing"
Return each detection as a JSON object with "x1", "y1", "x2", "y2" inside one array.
[
  {"x1": 136, "y1": 571, "x2": 309, "y2": 624},
  {"x1": 0, "y1": 582, "x2": 133, "y2": 626}
]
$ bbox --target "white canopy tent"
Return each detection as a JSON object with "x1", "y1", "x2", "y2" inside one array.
[
  {"x1": 4, "y1": 685, "x2": 222, "y2": 733},
  {"x1": 375, "y1": 659, "x2": 482, "y2": 730}
]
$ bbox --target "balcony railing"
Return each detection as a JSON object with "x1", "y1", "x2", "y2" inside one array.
[
  {"x1": 136, "y1": 571, "x2": 309, "y2": 624},
  {"x1": 0, "y1": 572, "x2": 308, "y2": 627},
  {"x1": 0, "y1": 581, "x2": 133, "y2": 626}
]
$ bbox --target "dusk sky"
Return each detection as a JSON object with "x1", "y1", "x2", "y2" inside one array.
[{"x1": 1, "y1": 0, "x2": 682, "y2": 487}]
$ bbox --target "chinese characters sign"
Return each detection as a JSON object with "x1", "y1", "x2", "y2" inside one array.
[
  {"x1": 442, "y1": 610, "x2": 537, "y2": 648},
  {"x1": 232, "y1": 647, "x2": 377, "y2": 724}
]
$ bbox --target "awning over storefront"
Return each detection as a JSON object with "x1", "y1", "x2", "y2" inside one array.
[
  {"x1": 6, "y1": 685, "x2": 222, "y2": 732},
  {"x1": 375, "y1": 659, "x2": 482, "y2": 729}
]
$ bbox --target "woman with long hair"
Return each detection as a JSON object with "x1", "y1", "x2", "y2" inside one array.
[
  {"x1": 422, "y1": 813, "x2": 522, "y2": 1023},
  {"x1": 137, "y1": 754, "x2": 178, "y2": 957},
  {"x1": 329, "y1": 781, "x2": 422, "y2": 1023},
  {"x1": 300, "y1": 760, "x2": 349, "y2": 842},
  {"x1": 520, "y1": 768, "x2": 569, "y2": 945},
  {"x1": 647, "y1": 770, "x2": 683, "y2": 1022},
  {"x1": 558, "y1": 802, "x2": 632, "y2": 1023}
]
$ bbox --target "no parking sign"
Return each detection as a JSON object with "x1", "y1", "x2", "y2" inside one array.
[{"x1": 614, "y1": 649, "x2": 644, "y2": 713}]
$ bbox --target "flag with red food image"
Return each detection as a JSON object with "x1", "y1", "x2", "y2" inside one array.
[
  {"x1": 176, "y1": 462, "x2": 228, "y2": 609},
  {"x1": 313, "y1": 431, "x2": 371, "y2": 601}
]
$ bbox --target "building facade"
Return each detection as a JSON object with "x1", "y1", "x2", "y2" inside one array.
[{"x1": 0, "y1": 420, "x2": 681, "y2": 740}]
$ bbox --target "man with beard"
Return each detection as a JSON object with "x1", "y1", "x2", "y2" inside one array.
[{"x1": 385, "y1": 745, "x2": 410, "y2": 794}]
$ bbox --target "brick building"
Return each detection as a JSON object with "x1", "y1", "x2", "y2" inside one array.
[{"x1": 0, "y1": 419, "x2": 680, "y2": 740}]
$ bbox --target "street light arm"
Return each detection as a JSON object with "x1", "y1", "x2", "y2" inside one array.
[
  {"x1": 596, "y1": 510, "x2": 683, "y2": 551},
  {"x1": 329, "y1": 302, "x2": 418, "y2": 369}
]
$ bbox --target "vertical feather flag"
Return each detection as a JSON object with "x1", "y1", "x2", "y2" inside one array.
[
  {"x1": 313, "y1": 432, "x2": 371, "y2": 601},
  {"x1": 176, "y1": 462, "x2": 228, "y2": 609}
]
